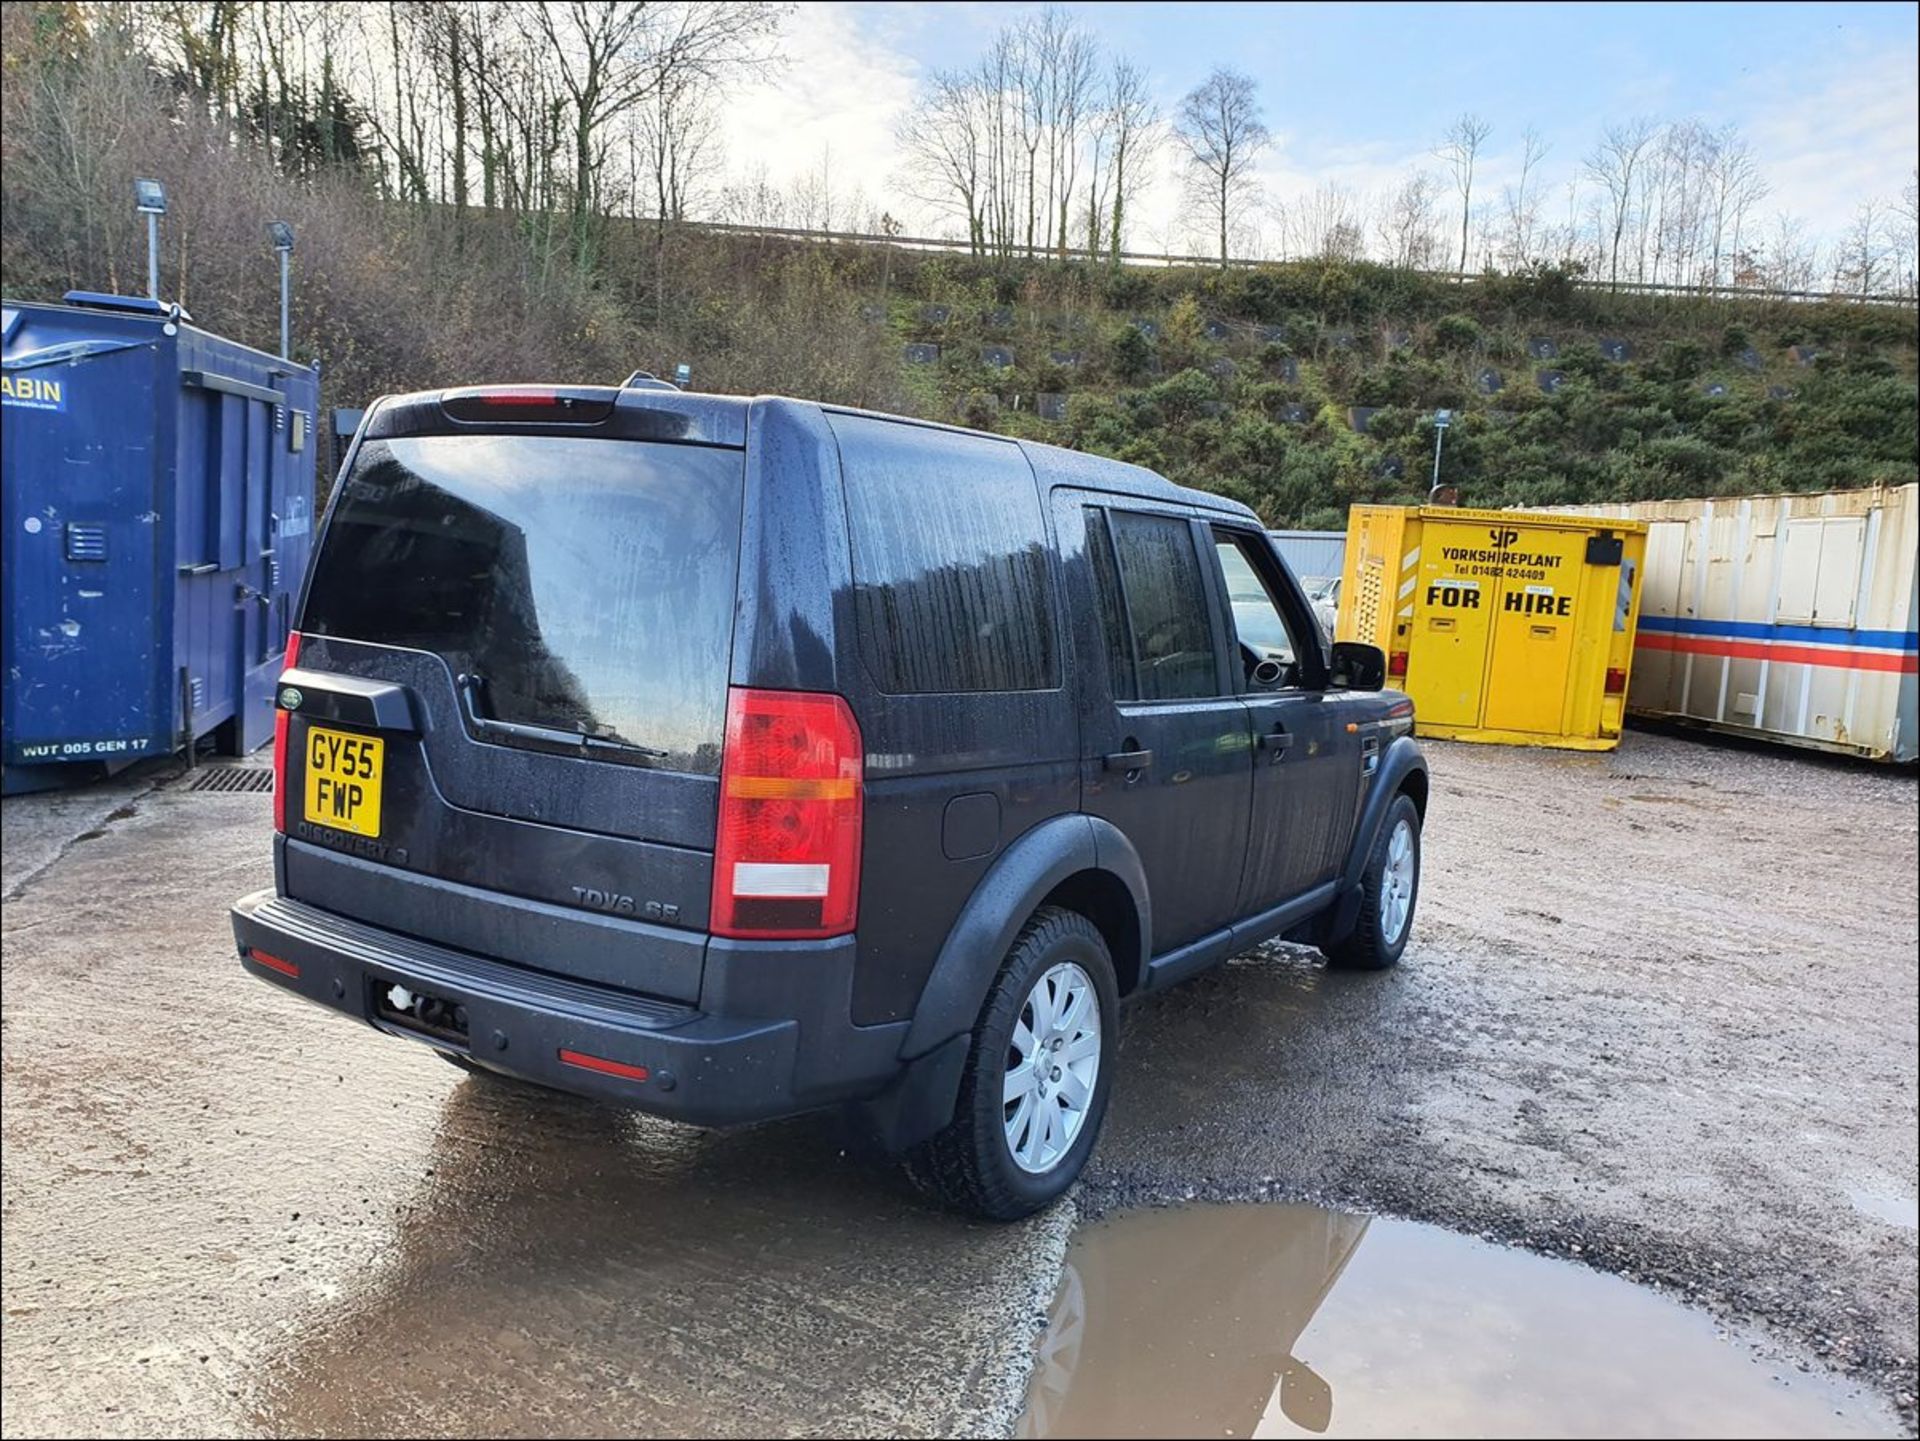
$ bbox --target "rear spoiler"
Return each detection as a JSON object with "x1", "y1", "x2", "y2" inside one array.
[{"x1": 354, "y1": 385, "x2": 747, "y2": 447}]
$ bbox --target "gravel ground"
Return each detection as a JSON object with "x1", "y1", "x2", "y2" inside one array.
[
  {"x1": 2, "y1": 727, "x2": 1915, "y2": 1436},
  {"x1": 0, "y1": 768, "x2": 1071, "y2": 1439},
  {"x1": 1089, "y1": 728, "x2": 1919, "y2": 1433}
]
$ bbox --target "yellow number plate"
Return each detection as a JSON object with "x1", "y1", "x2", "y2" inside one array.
[{"x1": 303, "y1": 726, "x2": 384, "y2": 837}]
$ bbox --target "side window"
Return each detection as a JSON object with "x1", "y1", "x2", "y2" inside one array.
[
  {"x1": 1105, "y1": 510, "x2": 1222, "y2": 701},
  {"x1": 1084, "y1": 508, "x2": 1137, "y2": 698},
  {"x1": 1213, "y1": 529, "x2": 1313, "y2": 691},
  {"x1": 838, "y1": 417, "x2": 1058, "y2": 694}
]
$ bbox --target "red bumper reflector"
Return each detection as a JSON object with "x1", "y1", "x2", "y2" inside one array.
[
  {"x1": 249, "y1": 949, "x2": 299, "y2": 979},
  {"x1": 558, "y1": 1048, "x2": 650, "y2": 1083}
]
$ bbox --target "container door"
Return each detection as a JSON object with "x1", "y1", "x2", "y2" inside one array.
[
  {"x1": 1482, "y1": 526, "x2": 1589, "y2": 736},
  {"x1": 2, "y1": 343, "x2": 164, "y2": 764},
  {"x1": 175, "y1": 385, "x2": 262, "y2": 746},
  {"x1": 234, "y1": 385, "x2": 281, "y2": 751},
  {"x1": 1405, "y1": 521, "x2": 1497, "y2": 730}
]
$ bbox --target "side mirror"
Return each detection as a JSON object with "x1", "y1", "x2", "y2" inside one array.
[{"x1": 1329, "y1": 641, "x2": 1386, "y2": 692}]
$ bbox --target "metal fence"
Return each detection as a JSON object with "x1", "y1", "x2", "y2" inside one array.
[{"x1": 673, "y1": 217, "x2": 1918, "y2": 309}]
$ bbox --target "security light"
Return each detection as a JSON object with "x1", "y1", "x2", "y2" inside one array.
[
  {"x1": 266, "y1": 223, "x2": 297, "y2": 359},
  {"x1": 135, "y1": 180, "x2": 168, "y2": 300},
  {"x1": 1429, "y1": 410, "x2": 1456, "y2": 502}
]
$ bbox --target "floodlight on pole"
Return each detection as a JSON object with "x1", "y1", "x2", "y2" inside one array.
[
  {"x1": 135, "y1": 179, "x2": 167, "y2": 301},
  {"x1": 267, "y1": 222, "x2": 295, "y2": 360},
  {"x1": 1428, "y1": 409, "x2": 1453, "y2": 502}
]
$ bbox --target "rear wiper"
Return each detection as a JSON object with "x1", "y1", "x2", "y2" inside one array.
[{"x1": 456, "y1": 673, "x2": 669, "y2": 764}]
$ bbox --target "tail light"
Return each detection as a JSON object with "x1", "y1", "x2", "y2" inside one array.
[
  {"x1": 1388, "y1": 650, "x2": 1410, "y2": 678},
  {"x1": 714, "y1": 690, "x2": 864, "y2": 940},
  {"x1": 1605, "y1": 666, "x2": 1629, "y2": 695},
  {"x1": 710, "y1": 688, "x2": 863, "y2": 940},
  {"x1": 272, "y1": 631, "x2": 303, "y2": 833}
]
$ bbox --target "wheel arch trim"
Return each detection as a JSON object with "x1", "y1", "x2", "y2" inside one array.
[{"x1": 900, "y1": 813, "x2": 1149, "y2": 1060}]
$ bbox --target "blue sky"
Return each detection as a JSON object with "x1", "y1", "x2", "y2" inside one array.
[{"x1": 720, "y1": 1, "x2": 1918, "y2": 255}]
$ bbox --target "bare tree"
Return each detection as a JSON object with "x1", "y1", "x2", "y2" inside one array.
[
  {"x1": 714, "y1": 161, "x2": 786, "y2": 227},
  {"x1": 1378, "y1": 169, "x2": 1442, "y2": 269},
  {"x1": 1089, "y1": 57, "x2": 1158, "y2": 262},
  {"x1": 1705, "y1": 123, "x2": 1768, "y2": 289},
  {"x1": 1499, "y1": 125, "x2": 1548, "y2": 268},
  {"x1": 898, "y1": 69, "x2": 987, "y2": 251},
  {"x1": 1026, "y1": 8, "x2": 1098, "y2": 258},
  {"x1": 787, "y1": 145, "x2": 841, "y2": 232},
  {"x1": 527, "y1": 1, "x2": 776, "y2": 268},
  {"x1": 1012, "y1": 17, "x2": 1044, "y2": 254},
  {"x1": 1174, "y1": 67, "x2": 1270, "y2": 265},
  {"x1": 637, "y1": 66, "x2": 718, "y2": 228},
  {"x1": 1434, "y1": 111, "x2": 1490, "y2": 275},
  {"x1": 1292, "y1": 180, "x2": 1362, "y2": 260},
  {"x1": 978, "y1": 28, "x2": 1021, "y2": 257},
  {"x1": 1890, "y1": 170, "x2": 1920, "y2": 297},
  {"x1": 1835, "y1": 198, "x2": 1888, "y2": 295},
  {"x1": 1761, "y1": 212, "x2": 1820, "y2": 293},
  {"x1": 1640, "y1": 120, "x2": 1684, "y2": 284},
  {"x1": 1584, "y1": 116, "x2": 1657, "y2": 287}
]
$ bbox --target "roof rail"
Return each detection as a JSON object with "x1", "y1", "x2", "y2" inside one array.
[{"x1": 622, "y1": 369, "x2": 681, "y2": 392}]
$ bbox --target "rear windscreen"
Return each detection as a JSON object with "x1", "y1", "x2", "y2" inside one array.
[{"x1": 302, "y1": 434, "x2": 743, "y2": 773}]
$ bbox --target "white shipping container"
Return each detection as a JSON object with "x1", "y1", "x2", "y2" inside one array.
[
  {"x1": 1267, "y1": 529, "x2": 1347, "y2": 589},
  {"x1": 1556, "y1": 484, "x2": 1918, "y2": 761}
]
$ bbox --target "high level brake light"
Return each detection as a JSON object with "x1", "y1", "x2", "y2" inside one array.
[
  {"x1": 439, "y1": 387, "x2": 616, "y2": 423},
  {"x1": 710, "y1": 688, "x2": 863, "y2": 940},
  {"x1": 272, "y1": 631, "x2": 303, "y2": 833},
  {"x1": 478, "y1": 389, "x2": 561, "y2": 406}
]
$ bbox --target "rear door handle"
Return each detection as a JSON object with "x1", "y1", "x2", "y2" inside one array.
[
  {"x1": 1260, "y1": 728, "x2": 1292, "y2": 756},
  {"x1": 1102, "y1": 747, "x2": 1154, "y2": 772}
]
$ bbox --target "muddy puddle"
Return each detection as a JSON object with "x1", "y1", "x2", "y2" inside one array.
[{"x1": 1019, "y1": 1204, "x2": 1898, "y2": 1439}]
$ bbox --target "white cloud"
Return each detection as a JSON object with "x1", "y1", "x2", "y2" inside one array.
[
  {"x1": 712, "y1": 4, "x2": 922, "y2": 223},
  {"x1": 1734, "y1": 42, "x2": 1918, "y2": 229}
]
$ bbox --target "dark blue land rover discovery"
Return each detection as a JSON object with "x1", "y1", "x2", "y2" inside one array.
[{"x1": 231, "y1": 382, "x2": 1427, "y2": 1219}]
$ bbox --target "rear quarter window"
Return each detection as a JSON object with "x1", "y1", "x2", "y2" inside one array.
[
  {"x1": 301, "y1": 434, "x2": 743, "y2": 773},
  {"x1": 832, "y1": 415, "x2": 1058, "y2": 694},
  {"x1": 1104, "y1": 510, "x2": 1221, "y2": 701}
]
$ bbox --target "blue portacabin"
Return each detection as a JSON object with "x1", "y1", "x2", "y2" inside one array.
[{"x1": 1, "y1": 292, "x2": 318, "y2": 792}]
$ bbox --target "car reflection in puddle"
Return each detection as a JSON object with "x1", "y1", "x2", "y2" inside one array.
[{"x1": 1019, "y1": 1203, "x2": 1898, "y2": 1439}]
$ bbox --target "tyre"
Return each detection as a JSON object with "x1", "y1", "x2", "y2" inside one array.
[
  {"x1": 1327, "y1": 793, "x2": 1422, "y2": 971},
  {"x1": 906, "y1": 906, "x2": 1118, "y2": 1221}
]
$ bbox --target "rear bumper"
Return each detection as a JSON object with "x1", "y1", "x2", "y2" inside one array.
[{"x1": 230, "y1": 889, "x2": 909, "y2": 1128}]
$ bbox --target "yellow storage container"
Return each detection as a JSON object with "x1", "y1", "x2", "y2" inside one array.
[{"x1": 1336, "y1": 505, "x2": 1649, "y2": 750}]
